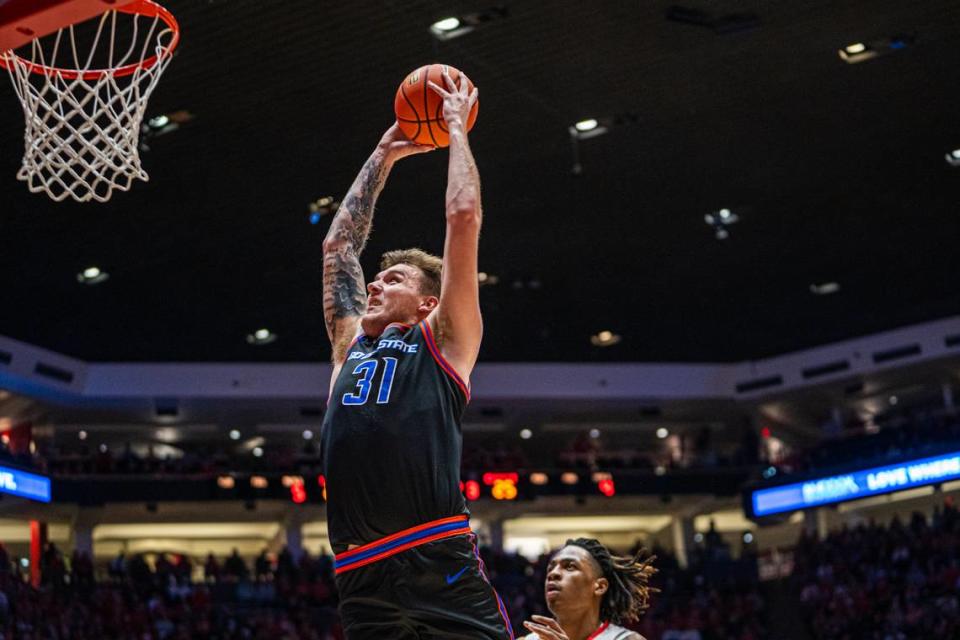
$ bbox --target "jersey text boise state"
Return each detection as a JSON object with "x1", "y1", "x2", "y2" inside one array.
[{"x1": 347, "y1": 338, "x2": 419, "y2": 360}]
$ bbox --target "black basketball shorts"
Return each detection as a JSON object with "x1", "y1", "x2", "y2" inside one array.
[{"x1": 334, "y1": 516, "x2": 514, "y2": 640}]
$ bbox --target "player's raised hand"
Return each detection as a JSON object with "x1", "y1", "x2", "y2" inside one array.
[
  {"x1": 522, "y1": 615, "x2": 570, "y2": 640},
  {"x1": 428, "y1": 68, "x2": 478, "y2": 131},
  {"x1": 377, "y1": 122, "x2": 435, "y2": 161}
]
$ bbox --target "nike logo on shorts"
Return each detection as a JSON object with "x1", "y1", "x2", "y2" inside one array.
[{"x1": 445, "y1": 566, "x2": 469, "y2": 585}]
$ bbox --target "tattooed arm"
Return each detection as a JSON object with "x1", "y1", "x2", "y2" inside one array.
[
  {"x1": 426, "y1": 70, "x2": 483, "y2": 383},
  {"x1": 322, "y1": 124, "x2": 432, "y2": 366}
]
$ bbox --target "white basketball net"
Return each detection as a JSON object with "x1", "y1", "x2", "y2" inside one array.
[{"x1": 0, "y1": 8, "x2": 176, "y2": 202}]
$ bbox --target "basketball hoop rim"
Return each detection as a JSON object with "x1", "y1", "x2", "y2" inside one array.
[{"x1": 0, "y1": 0, "x2": 179, "y2": 80}]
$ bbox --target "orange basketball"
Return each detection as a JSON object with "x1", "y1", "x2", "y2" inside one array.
[{"x1": 394, "y1": 64, "x2": 479, "y2": 147}]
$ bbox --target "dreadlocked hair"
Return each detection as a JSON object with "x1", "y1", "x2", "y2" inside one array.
[{"x1": 565, "y1": 538, "x2": 658, "y2": 625}]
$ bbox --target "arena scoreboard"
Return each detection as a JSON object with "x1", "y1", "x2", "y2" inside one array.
[{"x1": 746, "y1": 450, "x2": 960, "y2": 518}]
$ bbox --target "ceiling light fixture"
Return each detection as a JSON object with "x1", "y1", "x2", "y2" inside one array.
[
  {"x1": 589, "y1": 428, "x2": 601, "y2": 439},
  {"x1": 839, "y1": 35, "x2": 913, "y2": 64},
  {"x1": 147, "y1": 114, "x2": 169, "y2": 129},
  {"x1": 810, "y1": 281, "x2": 841, "y2": 295},
  {"x1": 229, "y1": 429, "x2": 241, "y2": 440},
  {"x1": 590, "y1": 330, "x2": 622, "y2": 347},
  {"x1": 945, "y1": 149, "x2": 960, "y2": 167},
  {"x1": 252, "y1": 446, "x2": 264, "y2": 458},
  {"x1": 432, "y1": 17, "x2": 460, "y2": 31},
  {"x1": 429, "y1": 7, "x2": 508, "y2": 41},
  {"x1": 704, "y1": 208, "x2": 739, "y2": 240},
  {"x1": 656, "y1": 427, "x2": 669, "y2": 439},
  {"x1": 78, "y1": 430, "x2": 88, "y2": 440},
  {"x1": 77, "y1": 266, "x2": 109, "y2": 285},
  {"x1": 574, "y1": 118, "x2": 598, "y2": 132},
  {"x1": 302, "y1": 429, "x2": 314, "y2": 440},
  {"x1": 519, "y1": 428, "x2": 532, "y2": 440},
  {"x1": 246, "y1": 328, "x2": 277, "y2": 345},
  {"x1": 478, "y1": 272, "x2": 500, "y2": 286},
  {"x1": 308, "y1": 196, "x2": 339, "y2": 224}
]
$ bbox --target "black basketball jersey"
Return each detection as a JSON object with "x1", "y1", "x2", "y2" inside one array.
[{"x1": 321, "y1": 320, "x2": 470, "y2": 551}]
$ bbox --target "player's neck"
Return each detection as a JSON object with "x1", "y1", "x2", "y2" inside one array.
[
  {"x1": 556, "y1": 611, "x2": 604, "y2": 640},
  {"x1": 360, "y1": 314, "x2": 420, "y2": 338}
]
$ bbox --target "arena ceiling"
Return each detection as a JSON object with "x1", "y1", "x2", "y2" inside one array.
[{"x1": 0, "y1": 0, "x2": 958, "y2": 364}]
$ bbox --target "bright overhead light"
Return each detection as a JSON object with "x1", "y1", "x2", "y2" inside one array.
[
  {"x1": 889, "y1": 395, "x2": 898, "y2": 405},
  {"x1": 589, "y1": 428, "x2": 601, "y2": 439},
  {"x1": 946, "y1": 149, "x2": 960, "y2": 167},
  {"x1": 743, "y1": 532, "x2": 754, "y2": 544},
  {"x1": 302, "y1": 429, "x2": 314, "y2": 440},
  {"x1": 229, "y1": 429, "x2": 241, "y2": 440},
  {"x1": 78, "y1": 430, "x2": 87, "y2": 440},
  {"x1": 574, "y1": 118, "x2": 599, "y2": 132},
  {"x1": 252, "y1": 446, "x2": 264, "y2": 457},
  {"x1": 810, "y1": 281, "x2": 841, "y2": 295},
  {"x1": 77, "y1": 266, "x2": 108, "y2": 285},
  {"x1": 519, "y1": 428, "x2": 532, "y2": 440},
  {"x1": 844, "y1": 42, "x2": 866, "y2": 54},
  {"x1": 148, "y1": 114, "x2": 170, "y2": 129},
  {"x1": 656, "y1": 427, "x2": 669, "y2": 439},
  {"x1": 432, "y1": 17, "x2": 460, "y2": 31},
  {"x1": 246, "y1": 328, "x2": 277, "y2": 345},
  {"x1": 590, "y1": 330, "x2": 621, "y2": 347}
]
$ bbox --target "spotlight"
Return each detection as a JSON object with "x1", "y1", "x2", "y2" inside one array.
[
  {"x1": 77, "y1": 266, "x2": 109, "y2": 285},
  {"x1": 302, "y1": 429, "x2": 314, "y2": 440},
  {"x1": 246, "y1": 328, "x2": 277, "y2": 346},
  {"x1": 574, "y1": 118, "x2": 599, "y2": 132},
  {"x1": 432, "y1": 17, "x2": 460, "y2": 31},
  {"x1": 839, "y1": 34, "x2": 914, "y2": 64},
  {"x1": 78, "y1": 430, "x2": 88, "y2": 440},
  {"x1": 590, "y1": 330, "x2": 622, "y2": 347},
  {"x1": 743, "y1": 532, "x2": 754, "y2": 544},
  {"x1": 519, "y1": 428, "x2": 532, "y2": 440},
  {"x1": 589, "y1": 428, "x2": 601, "y2": 439},
  {"x1": 945, "y1": 149, "x2": 960, "y2": 167},
  {"x1": 704, "y1": 208, "x2": 739, "y2": 240},
  {"x1": 229, "y1": 429, "x2": 241, "y2": 440},
  {"x1": 810, "y1": 282, "x2": 841, "y2": 295},
  {"x1": 147, "y1": 114, "x2": 170, "y2": 129},
  {"x1": 308, "y1": 196, "x2": 339, "y2": 223},
  {"x1": 429, "y1": 7, "x2": 508, "y2": 41},
  {"x1": 569, "y1": 118, "x2": 608, "y2": 141},
  {"x1": 252, "y1": 446, "x2": 264, "y2": 458},
  {"x1": 656, "y1": 427, "x2": 669, "y2": 439}
]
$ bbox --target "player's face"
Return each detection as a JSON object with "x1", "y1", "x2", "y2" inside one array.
[
  {"x1": 544, "y1": 546, "x2": 607, "y2": 617},
  {"x1": 364, "y1": 264, "x2": 431, "y2": 326}
]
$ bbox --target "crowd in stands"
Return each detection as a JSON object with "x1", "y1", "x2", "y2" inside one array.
[
  {"x1": 778, "y1": 405, "x2": 960, "y2": 475},
  {"x1": 793, "y1": 500, "x2": 960, "y2": 640},
  {"x1": 4, "y1": 499, "x2": 960, "y2": 639},
  {"x1": 0, "y1": 527, "x2": 770, "y2": 640}
]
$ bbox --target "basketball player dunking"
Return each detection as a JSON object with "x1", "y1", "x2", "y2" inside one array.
[{"x1": 320, "y1": 70, "x2": 513, "y2": 639}]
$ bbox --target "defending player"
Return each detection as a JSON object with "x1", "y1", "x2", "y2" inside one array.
[
  {"x1": 319, "y1": 70, "x2": 512, "y2": 639},
  {"x1": 520, "y1": 539, "x2": 656, "y2": 640}
]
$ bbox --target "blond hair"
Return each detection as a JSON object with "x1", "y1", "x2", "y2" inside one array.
[{"x1": 380, "y1": 248, "x2": 442, "y2": 297}]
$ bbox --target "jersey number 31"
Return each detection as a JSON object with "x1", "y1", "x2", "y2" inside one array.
[{"x1": 342, "y1": 357, "x2": 398, "y2": 405}]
